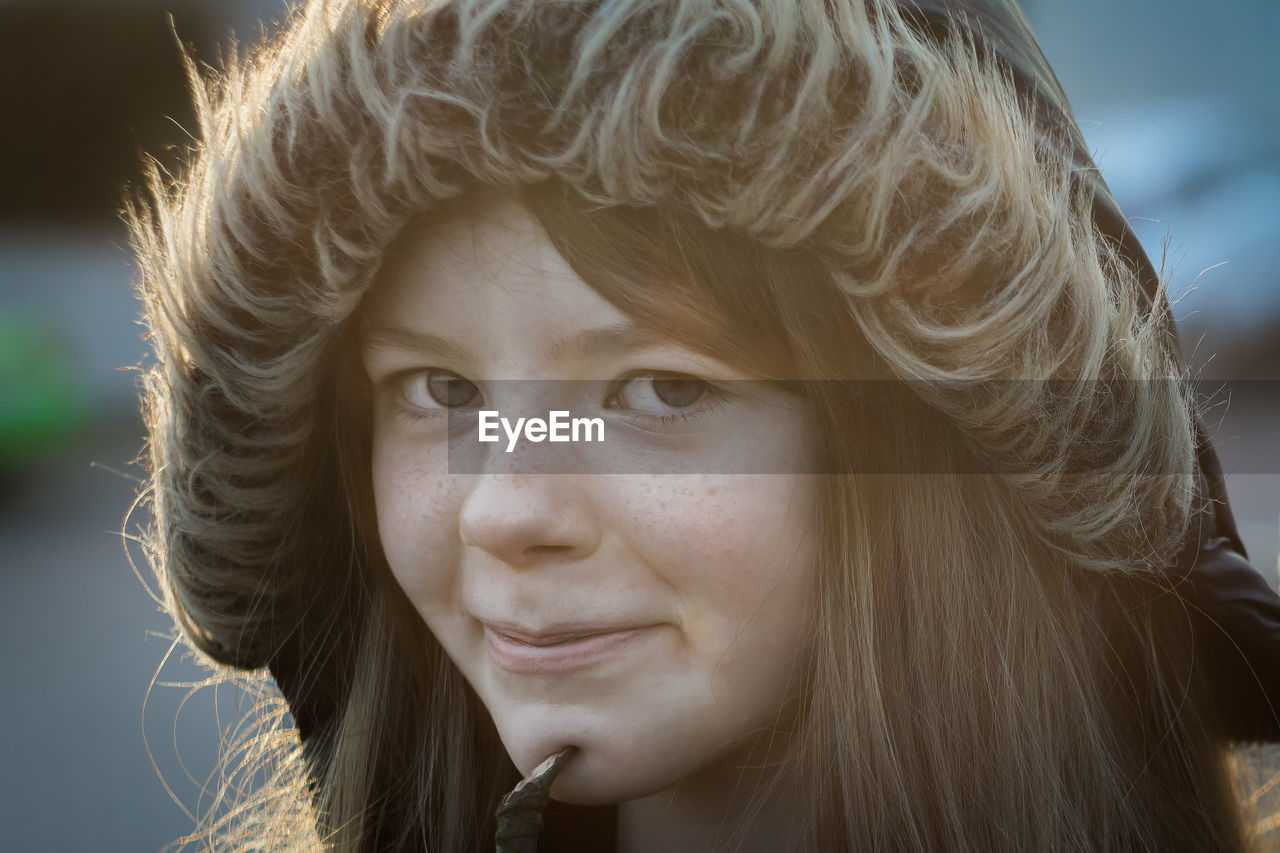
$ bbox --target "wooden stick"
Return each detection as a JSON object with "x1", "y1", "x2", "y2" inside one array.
[{"x1": 495, "y1": 747, "x2": 578, "y2": 853}]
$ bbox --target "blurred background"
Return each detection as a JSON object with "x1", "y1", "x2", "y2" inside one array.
[{"x1": 0, "y1": 0, "x2": 1276, "y2": 849}]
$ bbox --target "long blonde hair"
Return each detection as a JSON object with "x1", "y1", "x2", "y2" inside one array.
[{"x1": 129, "y1": 0, "x2": 1252, "y2": 848}]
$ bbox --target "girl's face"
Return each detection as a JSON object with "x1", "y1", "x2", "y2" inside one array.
[{"x1": 361, "y1": 193, "x2": 819, "y2": 804}]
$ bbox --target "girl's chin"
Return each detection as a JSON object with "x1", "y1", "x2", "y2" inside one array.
[
  {"x1": 545, "y1": 747, "x2": 667, "y2": 805},
  {"x1": 502, "y1": 734, "x2": 678, "y2": 806}
]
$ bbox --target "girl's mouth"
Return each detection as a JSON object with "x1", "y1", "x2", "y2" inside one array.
[{"x1": 484, "y1": 624, "x2": 655, "y2": 671}]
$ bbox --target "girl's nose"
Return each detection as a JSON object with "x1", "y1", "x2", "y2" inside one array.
[{"x1": 458, "y1": 473, "x2": 601, "y2": 568}]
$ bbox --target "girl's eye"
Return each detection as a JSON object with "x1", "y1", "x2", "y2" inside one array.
[
  {"x1": 399, "y1": 369, "x2": 481, "y2": 410},
  {"x1": 609, "y1": 373, "x2": 717, "y2": 417}
]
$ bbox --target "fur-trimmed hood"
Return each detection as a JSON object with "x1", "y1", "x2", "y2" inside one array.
[{"x1": 129, "y1": 0, "x2": 1279, "y2": 769}]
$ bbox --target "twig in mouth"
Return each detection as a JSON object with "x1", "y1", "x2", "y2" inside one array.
[{"x1": 495, "y1": 747, "x2": 578, "y2": 853}]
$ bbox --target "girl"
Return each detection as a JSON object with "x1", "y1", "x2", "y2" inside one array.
[{"x1": 130, "y1": 0, "x2": 1280, "y2": 849}]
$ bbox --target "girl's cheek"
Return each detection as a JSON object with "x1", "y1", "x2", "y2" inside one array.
[
  {"x1": 372, "y1": 443, "x2": 457, "y2": 600},
  {"x1": 613, "y1": 475, "x2": 800, "y2": 584}
]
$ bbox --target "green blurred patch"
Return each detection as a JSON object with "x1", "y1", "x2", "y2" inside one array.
[{"x1": 0, "y1": 309, "x2": 90, "y2": 469}]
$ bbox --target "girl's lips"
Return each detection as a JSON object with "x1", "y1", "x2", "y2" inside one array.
[{"x1": 484, "y1": 624, "x2": 656, "y2": 672}]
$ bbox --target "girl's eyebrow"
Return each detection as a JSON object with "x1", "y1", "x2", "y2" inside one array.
[
  {"x1": 538, "y1": 322, "x2": 674, "y2": 363},
  {"x1": 361, "y1": 321, "x2": 680, "y2": 364},
  {"x1": 361, "y1": 326, "x2": 473, "y2": 362}
]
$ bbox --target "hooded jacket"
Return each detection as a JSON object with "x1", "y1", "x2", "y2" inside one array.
[
  {"x1": 899, "y1": 0, "x2": 1280, "y2": 743},
  {"x1": 130, "y1": 0, "x2": 1280, "y2": 848}
]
